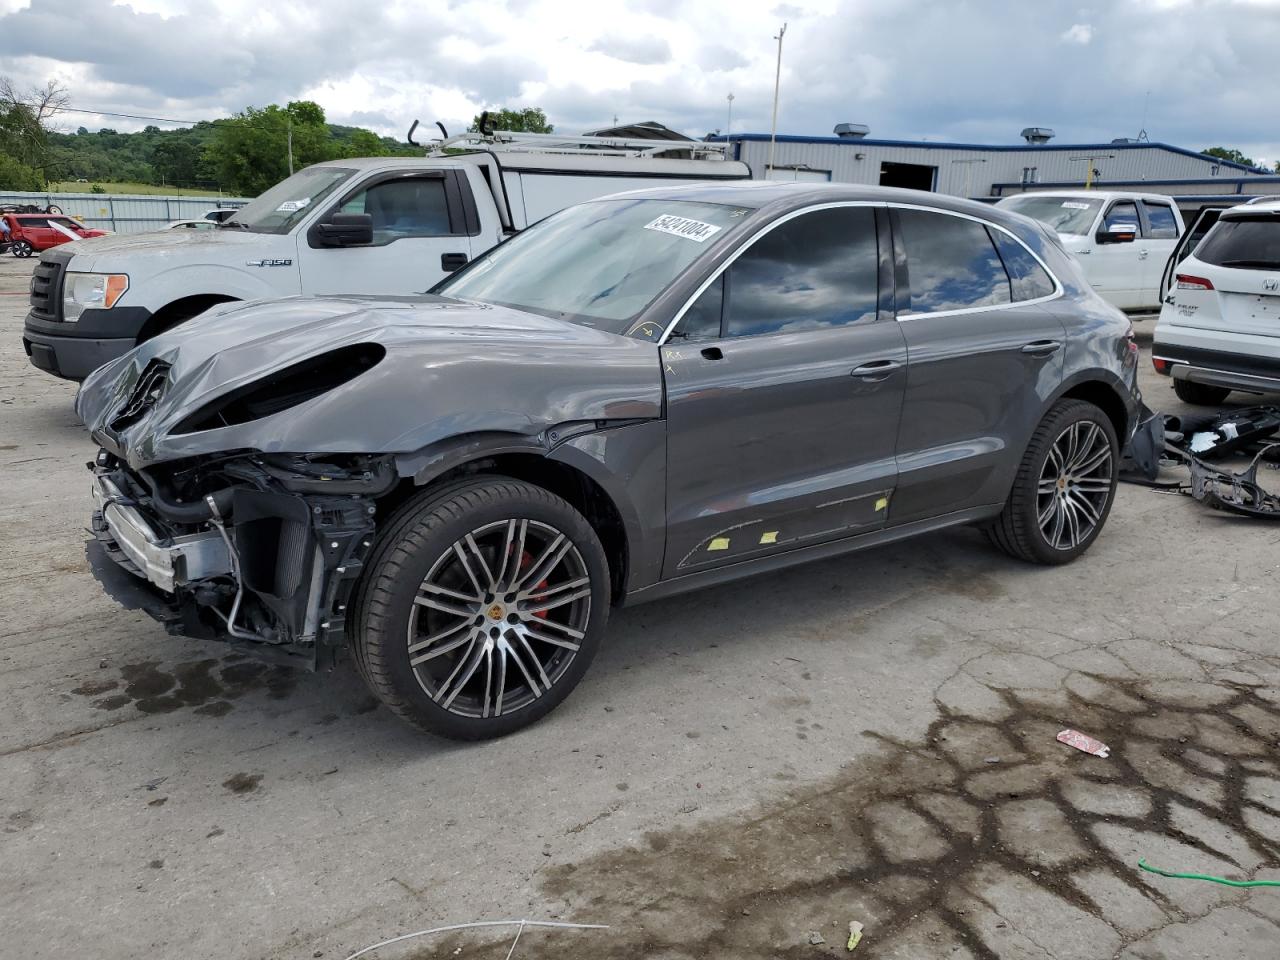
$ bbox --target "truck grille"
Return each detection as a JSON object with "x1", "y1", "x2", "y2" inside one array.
[{"x1": 29, "y1": 256, "x2": 66, "y2": 322}]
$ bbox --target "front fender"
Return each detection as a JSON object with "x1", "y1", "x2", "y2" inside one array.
[{"x1": 126, "y1": 263, "x2": 298, "y2": 312}]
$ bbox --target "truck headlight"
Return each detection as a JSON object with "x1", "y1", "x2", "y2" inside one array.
[{"x1": 63, "y1": 273, "x2": 129, "y2": 321}]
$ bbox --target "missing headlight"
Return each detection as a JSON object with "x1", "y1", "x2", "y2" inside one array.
[{"x1": 173, "y1": 343, "x2": 386, "y2": 434}]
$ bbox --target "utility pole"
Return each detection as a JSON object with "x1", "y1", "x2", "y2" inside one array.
[
  {"x1": 767, "y1": 23, "x2": 787, "y2": 179},
  {"x1": 726, "y1": 92, "x2": 735, "y2": 139},
  {"x1": 287, "y1": 118, "x2": 294, "y2": 176}
]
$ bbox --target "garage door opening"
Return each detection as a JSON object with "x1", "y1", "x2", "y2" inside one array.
[{"x1": 880, "y1": 161, "x2": 937, "y2": 192}]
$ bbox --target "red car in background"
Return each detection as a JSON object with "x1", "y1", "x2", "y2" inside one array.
[{"x1": 3, "y1": 213, "x2": 109, "y2": 258}]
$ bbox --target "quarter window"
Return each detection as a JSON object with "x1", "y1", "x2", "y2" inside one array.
[
  {"x1": 670, "y1": 274, "x2": 724, "y2": 341},
  {"x1": 722, "y1": 206, "x2": 879, "y2": 338},
  {"x1": 1103, "y1": 201, "x2": 1141, "y2": 234},
  {"x1": 341, "y1": 177, "x2": 453, "y2": 243},
  {"x1": 991, "y1": 230, "x2": 1056, "y2": 301},
  {"x1": 896, "y1": 209, "x2": 1011, "y2": 313},
  {"x1": 1142, "y1": 201, "x2": 1179, "y2": 239}
]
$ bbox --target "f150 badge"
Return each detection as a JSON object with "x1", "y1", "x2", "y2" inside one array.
[{"x1": 245, "y1": 259, "x2": 293, "y2": 267}]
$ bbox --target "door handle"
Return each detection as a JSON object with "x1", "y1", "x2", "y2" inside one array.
[
  {"x1": 700, "y1": 346, "x2": 723, "y2": 361},
  {"x1": 1138, "y1": 249, "x2": 1149, "y2": 260},
  {"x1": 441, "y1": 252, "x2": 468, "y2": 272},
  {"x1": 850, "y1": 359, "x2": 902, "y2": 380},
  {"x1": 1021, "y1": 339, "x2": 1062, "y2": 356}
]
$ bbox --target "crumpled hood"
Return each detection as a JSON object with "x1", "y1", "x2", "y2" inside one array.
[{"x1": 76, "y1": 295, "x2": 663, "y2": 469}]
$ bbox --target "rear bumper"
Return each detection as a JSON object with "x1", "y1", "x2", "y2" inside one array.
[
  {"x1": 1152, "y1": 340, "x2": 1280, "y2": 395},
  {"x1": 23, "y1": 306, "x2": 151, "y2": 381}
]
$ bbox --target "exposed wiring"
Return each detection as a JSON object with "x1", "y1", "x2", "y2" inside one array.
[
  {"x1": 340, "y1": 919, "x2": 609, "y2": 960},
  {"x1": 1139, "y1": 859, "x2": 1280, "y2": 888}
]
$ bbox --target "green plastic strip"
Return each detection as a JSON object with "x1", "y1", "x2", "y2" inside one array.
[{"x1": 1139, "y1": 859, "x2": 1280, "y2": 888}]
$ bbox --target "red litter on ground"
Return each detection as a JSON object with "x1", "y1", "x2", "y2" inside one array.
[{"x1": 1057, "y1": 729, "x2": 1110, "y2": 758}]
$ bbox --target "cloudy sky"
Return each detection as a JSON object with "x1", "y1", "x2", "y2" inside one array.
[{"x1": 1, "y1": 0, "x2": 1278, "y2": 165}]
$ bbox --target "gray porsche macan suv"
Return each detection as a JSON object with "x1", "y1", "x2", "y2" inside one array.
[{"x1": 78, "y1": 182, "x2": 1141, "y2": 739}]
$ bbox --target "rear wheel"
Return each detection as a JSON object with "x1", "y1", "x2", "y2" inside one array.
[
  {"x1": 350, "y1": 477, "x2": 611, "y2": 740},
  {"x1": 11, "y1": 240, "x2": 32, "y2": 258},
  {"x1": 987, "y1": 399, "x2": 1119, "y2": 565},
  {"x1": 1172, "y1": 379, "x2": 1231, "y2": 406}
]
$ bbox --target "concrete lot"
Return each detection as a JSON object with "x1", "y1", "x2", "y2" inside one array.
[{"x1": 1, "y1": 250, "x2": 1278, "y2": 960}]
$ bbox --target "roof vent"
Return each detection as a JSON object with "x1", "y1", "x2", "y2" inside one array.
[
  {"x1": 1021, "y1": 127, "x2": 1055, "y2": 144},
  {"x1": 833, "y1": 123, "x2": 869, "y2": 139}
]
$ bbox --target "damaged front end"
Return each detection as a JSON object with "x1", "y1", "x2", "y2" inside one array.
[{"x1": 88, "y1": 449, "x2": 395, "y2": 666}]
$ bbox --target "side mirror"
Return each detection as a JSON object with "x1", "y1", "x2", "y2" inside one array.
[
  {"x1": 312, "y1": 213, "x2": 373, "y2": 248},
  {"x1": 1096, "y1": 223, "x2": 1138, "y2": 244}
]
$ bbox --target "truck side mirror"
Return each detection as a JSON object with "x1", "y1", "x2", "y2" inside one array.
[
  {"x1": 1096, "y1": 223, "x2": 1138, "y2": 244},
  {"x1": 312, "y1": 213, "x2": 373, "y2": 248}
]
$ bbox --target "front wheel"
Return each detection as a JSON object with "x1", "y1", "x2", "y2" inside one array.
[
  {"x1": 11, "y1": 240, "x2": 32, "y2": 258},
  {"x1": 987, "y1": 399, "x2": 1119, "y2": 565},
  {"x1": 350, "y1": 477, "x2": 611, "y2": 740}
]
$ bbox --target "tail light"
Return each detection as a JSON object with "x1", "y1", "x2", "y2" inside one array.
[
  {"x1": 1175, "y1": 274, "x2": 1214, "y2": 291},
  {"x1": 1152, "y1": 357, "x2": 1173, "y2": 375}
]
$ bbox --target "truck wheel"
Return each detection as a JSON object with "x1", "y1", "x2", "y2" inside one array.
[
  {"x1": 986, "y1": 399, "x2": 1119, "y2": 565},
  {"x1": 11, "y1": 240, "x2": 32, "y2": 258},
  {"x1": 1172, "y1": 379, "x2": 1231, "y2": 406},
  {"x1": 350, "y1": 477, "x2": 611, "y2": 740}
]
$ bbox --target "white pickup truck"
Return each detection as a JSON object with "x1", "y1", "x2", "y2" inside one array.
[
  {"x1": 996, "y1": 189, "x2": 1184, "y2": 314},
  {"x1": 23, "y1": 134, "x2": 749, "y2": 380}
]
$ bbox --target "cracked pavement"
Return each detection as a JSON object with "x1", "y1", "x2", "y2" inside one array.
[{"x1": 1, "y1": 254, "x2": 1278, "y2": 959}]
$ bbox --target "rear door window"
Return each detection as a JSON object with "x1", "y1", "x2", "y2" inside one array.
[
  {"x1": 1142, "y1": 201, "x2": 1179, "y2": 239},
  {"x1": 1195, "y1": 215, "x2": 1280, "y2": 269},
  {"x1": 896, "y1": 209, "x2": 1011, "y2": 313},
  {"x1": 722, "y1": 206, "x2": 879, "y2": 338},
  {"x1": 991, "y1": 230, "x2": 1057, "y2": 301}
]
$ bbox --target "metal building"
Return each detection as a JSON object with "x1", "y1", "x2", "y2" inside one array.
[{"x1": 714, "y1": 128, "x2": 1280, "y2": 205}]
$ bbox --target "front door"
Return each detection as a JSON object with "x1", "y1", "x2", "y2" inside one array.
[
  {"x1": 661, "y1": 205, "x2": 907, "y2": 578},
  {"x1": 1091, "y1": 199, "x2": 1145, "y2": 309},
  {"x1": 299, "y1": 170, "x2": 477, "y2": 296},
  {"x1": 1137, "y1": 198, "x2": 1181, "y2": 308},
  {"x1": 888, "y1": 207, "x2": 1067, "y2": 523}
]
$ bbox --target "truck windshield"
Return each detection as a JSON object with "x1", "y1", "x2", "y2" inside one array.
[
  {"x1": 226, "y1": 167, "x2": 355, "y2": 234},
  {"x1": 1000, "y1": 195, "x2": 1102, "y2": 235},
  {"x1": 435, "y1": 198, "x2": 752, "y2": 332}
]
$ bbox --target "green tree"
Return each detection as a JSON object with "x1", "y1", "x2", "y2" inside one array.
[
  {"x1": 1202, "y1": 146, "x2": 1255, "y2": 168},
  {"x1": 151, "y1": 138, "x2": 201, "y2": 186},
  {"x1": 208, "y1": 101, "x2": 335, "y2": 195},
  {"x1": 341, "y1": 129, "x2": 386, "y2": 158},
  {"x1": 0, "y1": 152, "x2": 44, "y2": 190},
  {"x1": 469, "y1": 107, "x2": 553, "y2": 134},
  {"x1": 0, "y1": 76, "x2": 68, "y2": 181}
]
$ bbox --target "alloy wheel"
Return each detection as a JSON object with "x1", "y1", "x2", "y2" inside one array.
[
  {"x1": 406, "y1": 518, "x2": 592, "y2": 719},
  {"x1": 1036, "y1": 420, "x2": 1114, "y2": 551}
]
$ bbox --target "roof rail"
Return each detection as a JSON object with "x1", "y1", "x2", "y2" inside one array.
[{"x1": 424, "y1": 129, "x2": 734, "y2": 162}]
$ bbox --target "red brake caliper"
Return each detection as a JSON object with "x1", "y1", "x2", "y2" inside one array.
[{"x1": 518, "y1": 550, "x2": 550, "y2": 619}]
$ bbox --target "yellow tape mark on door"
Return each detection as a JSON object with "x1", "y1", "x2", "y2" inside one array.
[{"x1": 708, "y1": 537, "x2": 731, "y2": 551}]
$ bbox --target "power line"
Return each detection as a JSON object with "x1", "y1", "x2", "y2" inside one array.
[{"x1": 59, "y1": 106, "x2": 214, "y2": 125}]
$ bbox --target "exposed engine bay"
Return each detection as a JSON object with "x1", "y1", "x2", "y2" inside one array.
[{"x1": 89, "y1": 449, "x2": 396, "y2": 665}]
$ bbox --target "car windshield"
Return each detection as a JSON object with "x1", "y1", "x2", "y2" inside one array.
[
  {"x1": 1194, "y1": 214, "x2": 1280, "y2": 269},
  {"x1": 1000, "y1": 195, "x2": 1102, "y2": 235},
  {"x1": 436, "y1": 198, "x2": 753, "y2": 332},
  {"x1": 226, "y1": 166, "x2": 355, "y2": 234}
]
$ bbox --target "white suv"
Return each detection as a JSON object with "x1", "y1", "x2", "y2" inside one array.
[{"x1": 1153, "y1": 200, "x2": 1280, "y2": 405}]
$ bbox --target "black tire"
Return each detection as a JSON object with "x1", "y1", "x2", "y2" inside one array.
[
  {"x1": 350, "y1": 476, "x2": 611, "y2": 740},
  {"x1": 1173, "y1": 379, "x2": 1231, "y2": 406},
  {"x1": 11, "y1": 240, "x2": 32, "y2": 258},
  {"x1": 44, "y1": 204, "x2": 63, "y2": 215},
  {"x1": 986, "y1": 399, "x2": 1119, "y2": 565}
]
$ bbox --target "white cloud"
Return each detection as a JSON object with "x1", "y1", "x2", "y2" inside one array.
[{"x1": 1061, "y1": 22, "x2": 1094, "y2": 44}]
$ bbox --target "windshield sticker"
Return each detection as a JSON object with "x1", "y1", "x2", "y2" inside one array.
[
  {"x1": 1061, "y1": 201, "x2": 1091, "y2": 210},
  {"x1": 644, "y1": 214, "x2": 723, "y2": 243},
  {"x1": 275, "y1": 198, "x2": 312, "y2": 213}
]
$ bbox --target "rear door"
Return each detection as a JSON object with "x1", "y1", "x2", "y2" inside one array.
[
  {"x1": 1137, "y1": 199, "x2": 1181, "y2": 307},
  {"x1": 16, "y1": 216, "x2": 52, "y2": 248},
  {"x1": 1160, "y1": 207, "x2": 1223, "y2": 301},
  {"x1": 1091, "y1": 200, "x2": 1145, "y2": 309},
  {"x1": 890, "y1": 206, "x2": 1066, "y2": 523},
  {"x1": 299, "y1": 169, "x2": 479, "y2": 295},
  {"x1": 660, "y1": 204, "x2": 907, "y2": 577}
]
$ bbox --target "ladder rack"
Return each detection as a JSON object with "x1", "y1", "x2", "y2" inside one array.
[{"x1": 422, "y1": 129, "x2": 734, "y2": 162}]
